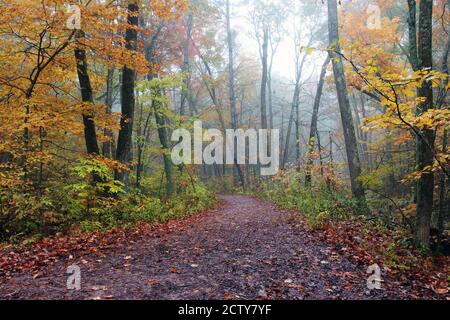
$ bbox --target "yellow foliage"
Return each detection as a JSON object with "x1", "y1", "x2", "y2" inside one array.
[{"x1": 0, "y1": 0, "x2": 187, "y2": 192}]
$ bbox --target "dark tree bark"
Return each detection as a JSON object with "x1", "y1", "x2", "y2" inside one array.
[
  {"x1": 437, "y1": 130, "x2": 448, "y2": 252},
  {"x1": 436, "y1": 0, "x2": 450, "y2": 109},
  {"x1": 226, "y1": 0, "x2": 245, "y2": 190},
  {"x1": 327, "y1": 0, "x2": 366, "y2": 204},
  {"x1": 305, "y1": 55, "x2": 330, "y2": 186},
  {"x1": 115, "y1": 2, "x2": 139, "y2": 185},
  {"x1": 350, "y1": 94, "x2": 370, "y2": 169},
  {"x1": 437, "y1": 0, "x2": 450, "y2": 252},
  {"x1": 407, "y1": 0, "x2": 420, "y2": 71},
  {"x1": 414, "y1": 0, "x2": 434, "y2": 247},
  {"x1": 74, "y1": 33, "x2": 101, "y2": 157}
]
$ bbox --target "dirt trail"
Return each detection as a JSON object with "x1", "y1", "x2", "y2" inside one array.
[{"x1": 0, "y1": 195, "x2": 402, "y2": 300}]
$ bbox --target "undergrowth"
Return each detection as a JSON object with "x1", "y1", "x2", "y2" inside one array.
[
  {"x1": 256, "y1": 170, "x2": 449, "y2": 281},
  {"x1": 0, "y1": 159, "x2": 216, "y2": 244}
]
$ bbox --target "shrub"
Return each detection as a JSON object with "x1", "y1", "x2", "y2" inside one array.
[
  {"x1": 0, "y1": 159, "x2": 216, "y2": 243},
  {"x1": 259, "y1": 171, "x2": 361, "y2": 228}
]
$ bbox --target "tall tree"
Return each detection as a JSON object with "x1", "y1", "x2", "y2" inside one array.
[
  {"x1": 267, "y1": 36, "x2": 279, "y2": 130},
  {"x1": 436, "y1": 0, "x2": 450, "y2": 252},
  {"x1": 181, "y1": 5, "x2": 194, "y2": 117},
  {"x1": 414, "y1": 0, "x2": 435, "y2": 247},
  {"x1": 407, "y1": 0, "x2": 420, "y2": 71},
  {"x1": 281, "y1": 43, "x2": 308, "y2": 168},
  {"x1": 144, "y1": 19, "x2": 175, "y2": 196},
  {"x1": 260, "y1": 27, "x2": 269, "y2": 130},
  {"x1": 327, "y1": 0, "x2": 366, "y2": 203},
  {"x1": 115, "y1": 1, "x2": 139, "y2": 185},
  {"x1": 305, "y1": 55, "x2": 330, "y2": 186},
  {"x1": 152, "y1": 85, "x2": 175, "y2": 196},
  {"x1": 226, "y1": 0, "x2": 245, "y2": 189},
  {"x1": 103, "y1": 68, "x2": 115, "y2": 158},
  {"x1": 74, "y1": 31, "x2": 101, "y2": 157}
]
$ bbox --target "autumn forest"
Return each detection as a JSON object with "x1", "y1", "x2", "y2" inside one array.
[{"x1": 0, "y1": 0, "x2": 449, "y2": 301}]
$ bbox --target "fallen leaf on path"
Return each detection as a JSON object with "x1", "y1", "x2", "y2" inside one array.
[
  {"x1": 91, "y1": 285, "x2": 107, "y2": 291},
  {"x1": 432, "y1": 287, "x2": 449, "y2": 294}
]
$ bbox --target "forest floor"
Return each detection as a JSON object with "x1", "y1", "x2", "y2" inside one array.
[{"x1": 0, "y1": 195, "x2": 443, "y2": 300}]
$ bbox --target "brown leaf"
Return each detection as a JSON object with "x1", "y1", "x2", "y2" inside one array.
[{"x1": 432, "y1": 287, "x2": 449, "y2": 294}]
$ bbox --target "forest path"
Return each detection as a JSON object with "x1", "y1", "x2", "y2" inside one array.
[{"x1": 1, "y1": 195, "x2": 392, "y2": 300}]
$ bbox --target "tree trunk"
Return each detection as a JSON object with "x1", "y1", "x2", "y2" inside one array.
[
  {"x1": 305, "y1": 55, "x2": 330, "y2": 186},
  {"x1": 414, "y1": 0, "x2": 434, "y2": 247},
  {"x1": 153, "y1": 87, "x2": 175, "y2": 196},
  {"x1": 295, "y1": 95, "x2": 300, "y2": 171},
  {"x1": 327, "y1": 0, "x2": 366, "y2": 204},
  {"x1": 268, "y1": 75, "x2": 274, "y2": 130},
  {"x1": 181, "y1": 7, "x2": 193, "y2": 117},
  {"x1": 316, "y1": 128, "x2": 325, "y2": 178},
  {"x1": 74, "y1": 32, "x2": 105, "y2": 186},
  {"x1": 280, "y1": 111, "x2": 285, "y2": 165},
  {"x1": 226, "y1": 0, "x2": 245, "y2": 190},
  {"x1": 282, "y1": 49, "x2": 307, "y2": 169},
  {"x1": 260, "y1": 27, "x2": 269, "y2": 130},
  {"x1": 74, "y1": 32, "x2": 101, "y2": 157},
  {"x1": 437, "y1": 130, "x2": 448, "y2": 252},
  {"x1": 282, "y1": 77, "x2": 300, "y2": 169},
  {"x1": 359, "y1": 94, "x2": 369, "y2": 165},
  {"x1": 197, "y1": 50, "x2": 227, "y2": 132},
  {"x1": 407, "y1": 0, "x2": 420, "y2": 71},
  {"x1": 103, "y1": 68, "x2": 115, "y2": 158},
  {"x1": 437, "y1": 0, "x2": 450, "y2": 253},
  {"x1": 115, "y1": 2, "x2": 138, "y2": 185}
]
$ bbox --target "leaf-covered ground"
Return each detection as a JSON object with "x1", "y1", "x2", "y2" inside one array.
[{"x1": 0, "y1": 195, "x2": 447, "y2": 300}]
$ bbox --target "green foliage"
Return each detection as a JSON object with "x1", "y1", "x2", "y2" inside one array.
[
  {"x1": 260, "y1": 172, "x2": 361, "y2": 229},
  {"x1": 70, "y1": 159, "x2": 126, "y2": 196},
  {"x1": 0, "y1": 158, "x2": 216, "y2": 243},
  {"x1": 259, "y1": 170, "x2": 431, "y2": 271},
  {"x1": 123, "y1": 183, "x2": 214, "y2": 225}
]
